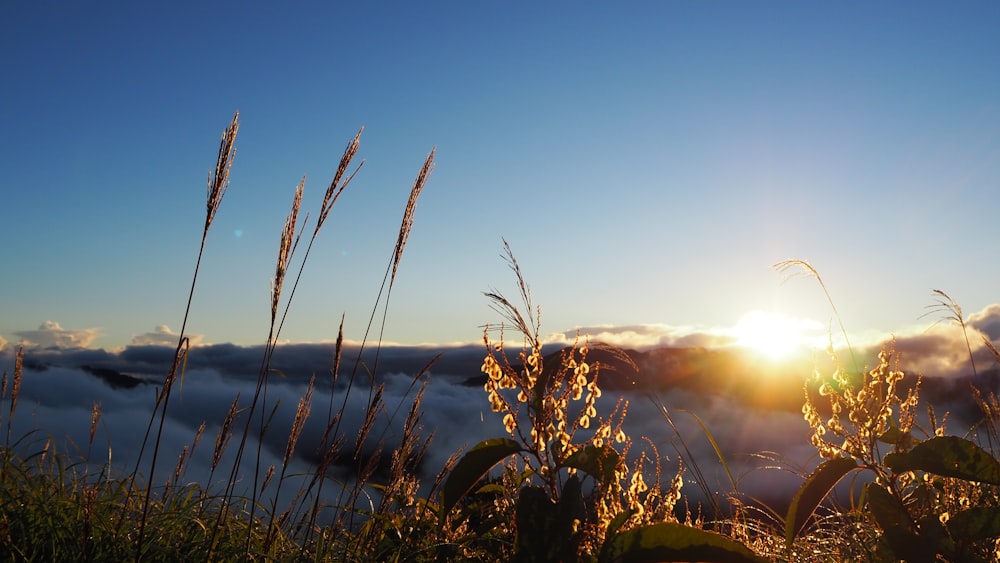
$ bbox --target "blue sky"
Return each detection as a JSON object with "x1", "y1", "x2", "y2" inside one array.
[{"x1": 3, "y1": 2, "x2": 1000, "y2": 351}]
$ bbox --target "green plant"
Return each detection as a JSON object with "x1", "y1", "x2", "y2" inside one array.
[
  {"x1": 781, "y1": 264, "x2": 1000, "y2": 562},
  {"x1": 438, "y1": 241, "x2": 764, "y2": 562}
]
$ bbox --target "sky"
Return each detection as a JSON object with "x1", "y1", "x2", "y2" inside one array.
[{"x1": 3, "y1": 2, "x2": 1000, "y2": 352}]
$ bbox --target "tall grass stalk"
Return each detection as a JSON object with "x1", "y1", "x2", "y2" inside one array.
[
  {"x1": 773, "y1": 259, "x2": 858, "y2": 373},
  {"x1": 352, "y1": 148, "x2": 435, "y2": 380},
  {"x1": 203, "y1": 128, "x2": 357, "y2": 550},
  {"x1": 132, "y1": 111, "x2": 238, "y2": 561}
]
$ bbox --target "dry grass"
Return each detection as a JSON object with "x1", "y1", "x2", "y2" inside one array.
[{"x1": 3, "y1": 115, "x2": 1000, "y2": 561}]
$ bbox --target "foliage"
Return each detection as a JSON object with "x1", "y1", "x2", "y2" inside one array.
[
  {"x1": 786, "y1": 289, "x2": 1000, "y2": 560},
  {"x1": 3, "y1": 114, "x2": 1000, "y2": 561}
]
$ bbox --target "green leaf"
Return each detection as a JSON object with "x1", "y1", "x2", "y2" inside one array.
[
  {"x1": 514, "y1": 486, "x2": 558, "y2": 562},
  {"x1": 878, "y1": 426, "x2": 913, "y2": 450},
  {"x1": 596, "y1": 510, "x2": 637, "y2": 563},
  {"x1": 867, "y1": 484, "x2": 934, "y2": 563},
  {"x1": 603, "y1": 522, "x2": 764, "y2": 563},
  {"x1": 948, "y1": 507, "x2": 1000, "y2": 542},
  {"x1": 885, "y1": 436, "x2": 1000, "y2": 485},
  {"x1": 562, "y1": 445, "x2": 620, "y2": 486},
  {"x1": 867, "y1": 483, "x2": 911, "y2": 529},
  {"x1": 440, "y1": 438, "x2": 523, "y2": 522},
  {"x1": 785, "y1": 456, "x2": 858, "y2": 547},
  {"x1": 604, "y1": 510, "x2": 635, "y2": 541}
]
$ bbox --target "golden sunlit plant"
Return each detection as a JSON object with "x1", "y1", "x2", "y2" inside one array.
[
  {"x1": 802, "y1": 341, "x2": 923, "y2": 469},
  {"x1": 437, "y1": 241, "x2": 764, "y2": 562},
  {"x1": 782, "y1": 261, "x2": 1000, "y2": 561}
]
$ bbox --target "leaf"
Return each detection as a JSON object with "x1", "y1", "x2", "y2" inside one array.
[
  {"x1": 785, "y1": 456, "x2": 858, "y2": 547},
  {"x1": 948, "y1": 507, "x2": 1000, "y2": 542},
  {"x1": 603, "y1": 522, "x2": 765, "y2": 563},
  {"x1": 885, "y1": 436, "x2": 1000, "y2": 485},
  {"x1": 515, "y1": 486, "x2": 557, "y2": 562},
  {"x1": 440, "y1": 438, "x2": 523, "y2": 522},
  {"x1": 867, "y1": 483, "x2": 913, "y2": 530},
  {"x1": 555, "y1": 475, "x2": 584, "y2": 559},
  {"x1": 562, "y1": 445, "x2": 620, "y2": 486},
  {"x1": 867, "y1": 484, "x2": 934, "y2": 563},
  {"x1": 878, "y1": 426, "x2": 912, "y2": 450},
  {"x1": 596, "y1": 510, "x2": 637, "y2": 563}
]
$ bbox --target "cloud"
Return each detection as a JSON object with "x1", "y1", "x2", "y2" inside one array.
[
  {"x1": 968, "y1": 304, "x2": 1000, "y2": 342},
  {"x1": 14, "y1": 320, "x2": 101, "y2": 349},
  {"x1": 2, "y1": 312, "x2": 999, "y2": 518},
  {"x1": 130, "y1": 325, "x2": 204, "y2": 347},
  {"x1": 853, "y1": 303, "x2": 1000, "y2": 380},
  {"x1": 547, "y1": 324, "x2": 735, "y2": 350},
  {"x1": 0, "y1": 335, "x2": 7, "y2": 351}
]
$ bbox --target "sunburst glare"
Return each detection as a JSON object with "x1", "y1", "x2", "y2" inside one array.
[{"x1": 731, "y1": 310, "x2": 824, "y2": 361}]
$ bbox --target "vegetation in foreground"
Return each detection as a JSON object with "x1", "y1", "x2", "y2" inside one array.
[{"x1": 2, "y1": 114, "x2": 1000, "y2": 562}]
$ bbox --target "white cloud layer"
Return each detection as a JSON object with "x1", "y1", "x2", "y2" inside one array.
[
  {"x1": 130, "y1": 325, "x2": 204, "y2": 347},
  {"x1": 14, "y1": 321, "x2": 101, "y2": 349}
]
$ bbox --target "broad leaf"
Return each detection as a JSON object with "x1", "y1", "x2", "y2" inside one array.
[
  {"x1": 603, "y1": 522, "x2": 764, "y2": 563},
  {"x1": 563, "y1": 445, "x2": 620, "y2": 486},
  {"x1": 878, "y1": 426, "x2": 913, "y2": 449},
  {"x1": 785, "y1": 456, "x2": 858, "y2": 547},
  {"x1": 948, "y1": 507, "x2": 1000, "y2": 542},
  {"x1": 515, "y1": 486, "x2": 556, "y2": 562},
  {"x1": 885, "y1": 436, "x2": 1000, "y2": 485},
  {"x1": 440, "y1": 438, "x2": 523, "y2": 521},
  {"x1": 867, "y1": 484, "x2": 933, "y2": 562}
]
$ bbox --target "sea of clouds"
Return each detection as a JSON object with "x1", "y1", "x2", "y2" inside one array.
[{"x1": 3, "y1": 304, "x2": 1000, "y2": 515}]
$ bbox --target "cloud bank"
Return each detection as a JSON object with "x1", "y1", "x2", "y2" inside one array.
[
  {"x1": 13, "y1": 321, "x2": 102, "y2": 348},
  {"x1": 2, "y1": 304, "x2": 1000, "y2": 513}
]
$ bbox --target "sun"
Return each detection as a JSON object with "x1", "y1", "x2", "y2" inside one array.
[{"x1": 731, "y1": 310, "x2": 816, "y2": 361}]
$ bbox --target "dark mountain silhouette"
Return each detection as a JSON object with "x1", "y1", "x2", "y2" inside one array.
[{"x1": 80, "y1": 365, "x2": 144, "y2": 390}]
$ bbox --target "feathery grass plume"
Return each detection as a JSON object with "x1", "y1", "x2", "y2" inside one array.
[
  {"x1": 923, "y1": 289, "x2": 978, "y2": 378},
  {"x1": 205, "y1": 111, "x2": 239, "y2": 241},
  {"x1": 354, "y1": 385, "x2": 386, "y2": 463},
  {"x1": 190, "y1": 421, "x2": 205, "y2": 458},
  {"x1": 283, "y1": 377, "x2": 314, "y2": 469},
  {"x1": 272, "y1": 129, "x2": 363, "y2": 349},
  {"x1": 295, "y1": 318, "x2": 347, "y2": 546},
  {"x1": 333, "y1": 149, "x2": 434, "y2": 524},
  {"x1": 326, "y1": 314, "x2": 344, "y2": 428},
  {"x1": 264, "y1": 376, "x2": 314, "y2": 549},
  {"x1": 212, "y1": 395, "x2": 241, "y2": 473},
  {"x1": 773, "y1": 259, "x2": 858, "y2": 373},
  {"x1": 353, "y1": 148, "x2": 435, "y2": 384},
  {"x1": 86, "y1": 402, "x2": 102, "y2": 466},
  {"x1": 924, "y1": 289, "x2": 998, "y2": 452},
  {"x1": 88, "y1": 402, "x2": 101, "y2": 448},
  {"x1": 223, "y1": 180, "x2": 305, "y2": 550},
  {"x1": 392, "y1": 148, "x2": 435, "y2": 286},
  {"x1": 378, "y1": 382, "x2": 431, "y2": 512},
  {"x1": 5, "y1": 346, "x2": 23, "y2": 449},
  {"x1": 484, "y1": 238, "x2": 538, "y2": 344},
  {"x1": 261, "y1": 465, "x2": 275, "y2": 493},
  {"x1": 164, "y1": 445, "x2": 189, "y2": 499},
  {"x1": 315, "y1": 127, "x2": 364, "y2": 235},
  {"x1": 272, "y1": 131, "x2": 365, "y2": 348},
  {"x1": 131, "y1": 112, "x2": 238, "y2": 560},
  {"x1": 215, "y1": 138, "x2": 362, "y2": 552},
  {"x1": 271, "y1": 178, "x2": 305, "y2": 324}
]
